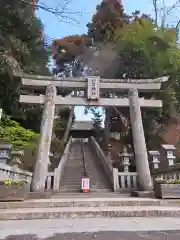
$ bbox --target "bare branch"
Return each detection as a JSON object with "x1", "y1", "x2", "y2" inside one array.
[
  {"x1": 176, "y1": 19, "x2": 180, "y2": 28},
  {"x1": 165, "y1": 0, "x2": 179, "y2": 16},
  {"x1": 152, "y1": 0, "x2": 158, "y2": 27},
  {"x1": 151, "y1": 0, "x2": 180, "y2": 29},
  {"x1": 20, "y1": 0, "x2": 84, "y2": 24}
]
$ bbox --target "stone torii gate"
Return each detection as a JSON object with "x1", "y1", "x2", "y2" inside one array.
[{"x1": 18, "y1": 73, "x2": 168, "y2": 193}]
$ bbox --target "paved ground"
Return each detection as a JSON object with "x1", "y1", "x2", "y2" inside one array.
[
  {"x1": 2, "y1": 231, "x2": 180, "y2": 240},
  {"x1": 1, "y1": 218, "x2": 180, "y2": 239}
]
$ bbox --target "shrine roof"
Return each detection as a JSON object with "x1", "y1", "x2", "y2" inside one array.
[{"x1": 71, "y1": 121, "x2": 94, "y2": 131}]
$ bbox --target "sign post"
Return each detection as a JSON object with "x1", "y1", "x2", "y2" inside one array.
[{"x1": 81, "y1": 177, "x2": 90, "y2": 193}]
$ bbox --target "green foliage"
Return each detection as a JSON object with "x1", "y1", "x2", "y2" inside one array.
[
  {"x1": 0, "y1": 179, "x2": 28, "y2": 185},
  {"x1": 112, "y1": 19, "x2": 180, "y2": 149},
  {"x1": 87, "y1": 0, "x2": 129, "y2": 42},
  {"x1": 0, "y1": 0, "x2": 50, "y2": 132},
  {"x1": 115, "y1": 19, "x2": 180, "y2": 79},
  {"x1": 53, "y1": 107, "x2": 75, "y2": 139},
  {"x1": 87, "y1": 5, "x2": 180, "y2": 152},
  {"x1": 0, "y1": 114, "x2": 39, "y2": 150},
  {"x1": 91, "y1": 108, "x2": 103, "y2": 130},
  {"x1": 54, "y1": 118, "x2": 67, "y2": 139},
  {"x1": 155, "y1": 178, "x2": 180, "y2": 184},
  {"x1": 0, "y1": 0, "x2": 50, "y2": 75}
]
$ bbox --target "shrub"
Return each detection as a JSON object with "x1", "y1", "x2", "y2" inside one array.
[
  {"x1": 0, "y1": 179, "x2": 28, "y2": 185},
  {"x1": 0, "y1": 114, "x2": 39, "y2": 150},
  {"x1": 155, "y1": 177, "x2": 180, "y2": 184}
]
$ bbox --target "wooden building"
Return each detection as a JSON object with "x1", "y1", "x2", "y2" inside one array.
[{"x1": 70, "y1": 121, "x2": 96, "y2": 138}]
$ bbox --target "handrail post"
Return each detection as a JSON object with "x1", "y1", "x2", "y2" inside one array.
[
  {"x1": 89, "y1": 136, "x2": 114, "y2": 188},
  {"x1": 53, "y1": 136, "x2": 72, "y2": 192},
  {"x1": 81, "y1": 138, "x2": 88, "y2": 177}
]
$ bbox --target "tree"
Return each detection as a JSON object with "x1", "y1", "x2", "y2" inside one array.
[
  {"x1": 52, "y1": 35, "x2": 93, "y2": 147},
  {"x1": 52, "y1": 35, "x2": 92, "y2": 77},
  {"x1": 85, "y1": 1, "x2": 131, "y2": 149},
  {"x1": 87, "y1": 0, "x2": 129, "y2": 42},
  {"x1": 0, "y1": 0, "x2": 49, "y2": 74},
  {"x1": 85, "y1": 4, "x2": 180, "y2": 152},
  {"x1": 0, "y1": 0, "x2": 50, "y2": 131},
  {"x1": 113, "y1": 18, "x2": 180, "y2": 149}
]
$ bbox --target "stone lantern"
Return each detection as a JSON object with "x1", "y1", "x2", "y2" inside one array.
[
  {"x1": 0, "y1": 144, "x2": 12, "y2": 164},
  {"x1": 148, "y1": 150, "x2": 160, "y2": 170},
  {"x1": 119, "y1": 146, "x2": 131, "y2": 172},
  {"x1": 10, "y1": 150, "x2": 24, "y2": 168},
  {"x1": 160, "y1": 144, "x2": 176, "y2": 168}
]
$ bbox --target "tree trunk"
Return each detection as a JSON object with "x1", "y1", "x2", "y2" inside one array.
[{"x1": 62, "y1": 106, "x2": 74, "y2": 146}]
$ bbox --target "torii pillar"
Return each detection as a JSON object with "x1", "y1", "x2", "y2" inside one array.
[
  {"x1": 31, "y1": 85, "x2": 57, "y2": 192},
  {"x1": 129, "y1": 88, "x2": 154, "y2": 195}
]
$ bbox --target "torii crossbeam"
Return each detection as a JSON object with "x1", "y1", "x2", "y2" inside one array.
[
  {"x1": 19, "y1": 95, "x2": 162, "y2": 107},
  {"x1": 17, "y1": 73, "x2": 168, "y2": 92}
]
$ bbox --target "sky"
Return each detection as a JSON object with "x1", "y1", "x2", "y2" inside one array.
[
  {"x1": 37, "y1": 0, "x2": 155, "y2": 41},
  {"x1": 37, "y1": 0, "x2": 177, "y2": 122}
]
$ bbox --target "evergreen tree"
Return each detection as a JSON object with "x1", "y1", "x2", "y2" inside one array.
[
  {"x1": 87, "y1": 0, "x2": 129, "y2": 42},
  {"x1": 0, "y1": 0, "x2": 50, "y2": 131}
]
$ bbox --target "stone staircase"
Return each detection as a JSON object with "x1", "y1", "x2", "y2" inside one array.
[
  {"x1": 1, "y1": 197, "x2": 180, "y2": 220},
  {"x1": 59, "y1": 140, "x2": 85, "y2": 193},
  {"x1": 59, "y1": 139, "x2": 112, "y2": 193},
  {"x1": 83, "y1": 142, "x2": 112, "y2": 192}
]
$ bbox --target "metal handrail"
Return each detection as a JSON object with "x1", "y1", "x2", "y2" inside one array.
[{"x1": 80, "y1": 138, "x2": 88, "y2": 177}]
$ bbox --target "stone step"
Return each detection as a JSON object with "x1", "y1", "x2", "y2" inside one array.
[
  {"x1": 59, "y1": 189, "x2": 81, "y2": 193},
  {"x1": 60, "y1": 141, "x2": 112, "y2": 193},
  {"x1": 60, "y1": 186, "x2": 81, "y2": 189},
  {"x1": 61, "y1": 182, "x2": 83, "y2": 184},
  {"x1": 63, "y1": 165, "x2": 84, "y2": 168},
  {"x1": 63, "y1": 173, "x2": 84, "y2": 175},
  {"x1": 63, "y1": 171, "x2": 84, "y2": 173},
  {"x1": 62, "y1": 177, "x2": 84, "y2": 180},
  {"x1": 59, "y1": 188, "x2": 111, "y2": 192},
  {"x1": 61, "y1": 182, "x2": 82, "y2": 184},
  {"x1": 60, "y1": 183, "x2": 81, "y2": 186},
  {"x1": 63, "y1": 175, "x2": 84, "y2": 177},
  {"x1": 59, "y1": 185, "x2": 81, "y2": 188},
  {"x1": 0, "y1": 198, "x2": 162, "y2": 209},
  {"x1": 27, "y1": 192, "x2": 53, "y2": 199},
  {"x1": 63, "y1": 165, "x2": 84, "y2": 167},
  {"x1": 53, "y1": 192, "x2": 130, "y2": 198},
  {"x1": 61, "y1": 182, "x2": 109, "y2": 186},
  {"x1": 1, "y1": 206, "x2": 180, "y2": 220},
  {"x1": 61, "y1": 179, "x2": 84, "y2": 182},
  {"x1": 60, "y1": 184, "x2": 81, "y2": 186},
  {"x1": 63, "y1": 174, "x2": 85, "y2": 176},
  {"x1": 90, "y1": 188, "x2": 112, "y2": 192}
]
